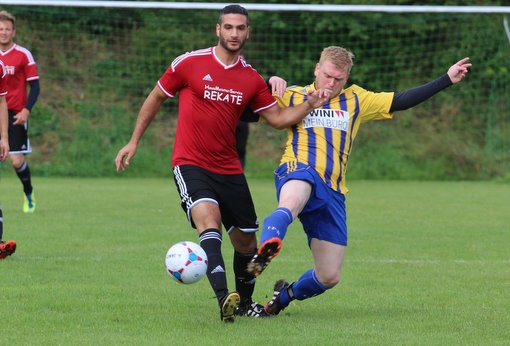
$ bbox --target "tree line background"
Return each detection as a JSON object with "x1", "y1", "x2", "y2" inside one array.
[{"x1": 1, "y1": 0, "x2": 509, "y2": 180}]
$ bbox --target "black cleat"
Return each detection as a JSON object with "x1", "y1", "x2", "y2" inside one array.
[
  {"x1": 264, "y1": 279, "x2": 290, "y2": 316},
  {"x1": 235, "y1": 301, "x2": 270, "y2": 318}
]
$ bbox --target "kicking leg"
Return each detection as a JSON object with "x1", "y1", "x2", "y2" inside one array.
[{"x1": 248, "y1": 179, "x2": 312, "y2": 276}]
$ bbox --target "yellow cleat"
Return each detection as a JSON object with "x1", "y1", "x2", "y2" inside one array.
[
  {"x1": 220, "y1": 291, "x2": 240, "y2": 323},
  {"x1": 23, "y1": 193, "x2": 36, "y2": 213}
]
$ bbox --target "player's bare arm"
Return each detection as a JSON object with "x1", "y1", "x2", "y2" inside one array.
[
  {"x1": 259, "y1": 88, "x2": 330, "y2": 129},
  {"x1": 115, "y1": 86, "x2": 167, "y2": 172},
  {"x1": 0, "y1": 96, "x2": 8, "y2": 161},
  {"x1": 447, "y1": 57, "x2": 471, "y2": 83}
]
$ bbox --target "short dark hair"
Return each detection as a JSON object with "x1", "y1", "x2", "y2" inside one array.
[{"x1": 218, "y1": 4, "x2": 249, "y2": 25}]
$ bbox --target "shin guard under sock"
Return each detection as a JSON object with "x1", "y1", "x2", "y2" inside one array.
[
  {"x1": 260, "y1": 207, "x2": 293, "y2": 244},
  {"x1": 233, "y1": 250, "x2": 257, "y2": 305},
  {"x1": 199, "y1": 229, "x2": 228, "y2": 300}
]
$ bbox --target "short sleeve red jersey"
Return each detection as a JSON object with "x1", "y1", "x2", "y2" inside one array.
[
  {"x1": 0, "y1": 44, "x2": 39, "y2": 112},
  {"x1": 0, "y1": 60, "x2": 7, "y2": 96},
  {"x1": 158, "y1": 47, "x2": 277, "y2": 174}
]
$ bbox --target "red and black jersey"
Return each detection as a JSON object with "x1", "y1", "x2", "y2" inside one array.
[
  {"x1": 158, "y1": 46, "x2": 277, "y2": 175},
  {"x1": 0, "y1": 44, "x2": 39, "y2": 112}
]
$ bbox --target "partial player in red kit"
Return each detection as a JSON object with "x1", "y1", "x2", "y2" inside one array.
[
  {"x1": 0, "y1": 58, "x2": 17, "y2": 259},
  {"x1": 0, "y1": 10, "x2": 40, "y2": 213},
  {"x1": 116, "y1": 5, "x2": 330, "y2": 323}
]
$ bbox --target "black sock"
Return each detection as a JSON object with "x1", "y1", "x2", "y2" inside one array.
[
  {"x1": 233, "y1": 250, "x2": 257, "y2": 306},
  {"x1": 15, "y1": 161, "x2": 33, "y2": 196},
  {"x1": 0, "y1": 207, "x2": 3, "y2": 241},
  {"x1": 199, "y1": 229, "x2": 228, "y2": 302}
]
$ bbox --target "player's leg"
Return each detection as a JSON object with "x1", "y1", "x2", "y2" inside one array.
[
  {"x1": 8, "y1": 114, "x2": 35, "y2": 213},
  {"x1": 261, "y1": 179, "x2": 311, "y2": 243},
  {"x1": 173, "y1": 165, "x2": 239, "y2": 322},
  {"x1": 229, "y1": 228, "x2": 269, "y2": 317},
  {"x1": 218, "y1": 172, "x2": 267, "y2": 317},
  {"x1": 265, "y1": 183, "x2": 347, "y2": 315},
  {"x1": 11, "y1": 154, "x2": 35, "y2": 211},
  {"x1": 248, "y1": 164, "x2": 314, "y2": 276},
  {"x1": 310, "y1": 239, "x2": 346, "y2": 287},
  {"x1": 265, "y1": 241, "x2": 346, "y2": 316},
  {"x1": 192, "y1": 201, "x2": 240, "y2": 322}
]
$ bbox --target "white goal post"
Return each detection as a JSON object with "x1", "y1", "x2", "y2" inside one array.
[{"x1": 0, "y1": 1, "x2": 509, "y2": 13}]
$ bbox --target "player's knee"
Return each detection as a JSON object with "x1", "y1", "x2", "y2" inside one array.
[
  {"x1": 317, "y1": 270, "x2": 341, "y2": 288},
  {"x1": 10, "y1": 155, "x2": 24, "y2": 169},
  {"x1": 231, "y1": 231, "x2": 257, "y2": 252}
]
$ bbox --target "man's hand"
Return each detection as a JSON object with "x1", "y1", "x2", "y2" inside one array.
[
  {"x1": 305, "y1": 88, "x2": 331, "y2": 109},
  {"x1": 0, "y1": 137, "x2": 9, "y2": 162},
  {"x1": 448, "y1": 57, "x2": 471, "y2": 84},
  {"x1": 268, "y1": 76, "x2": 287, "y2": 98},
  {"x1": 13, "y1": 108, "x2": 30, "y2": 125},
  {"x1": 115, "y1": 141, "x2": 138, "y2": 172}
]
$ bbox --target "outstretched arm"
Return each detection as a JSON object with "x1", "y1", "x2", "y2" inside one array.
[
  {"x1": 447, "y1": 57, "x2": 471, "y2": 83},
  {"x1": 258, "y1": 88, "x2": 330, "y2": 129},
  {"x1": 240, "y1": 75, "x2": 288, "y2": 123},
  {"x1": 390, "y1": 57, "x2": 471, "y2": 112},
  {"x1": 115, "y1": 86, "x2": 167, "y2": 171}
]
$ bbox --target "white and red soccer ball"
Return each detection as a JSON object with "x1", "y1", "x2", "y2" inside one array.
[{"x1": 165, "y1": 241, "x2": 208, "y2": 284}]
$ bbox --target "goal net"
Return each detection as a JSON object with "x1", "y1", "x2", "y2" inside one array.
[{"x1": 1, "y1": 2, "x2": 509, "y2": 179}]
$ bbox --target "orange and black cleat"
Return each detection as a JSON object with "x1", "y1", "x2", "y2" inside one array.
[
  {"x1": 0, "y1": 240, "x2": 17, "y2": 259},
  {"x1": 247, "y1": 237, "x2": 282, "y2": 276}
]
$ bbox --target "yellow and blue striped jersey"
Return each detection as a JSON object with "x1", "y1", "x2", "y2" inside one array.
[{"x1": 278, "y1": 83, "x2": 394, "y2": 194}]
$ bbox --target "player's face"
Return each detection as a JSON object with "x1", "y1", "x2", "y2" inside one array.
[
  {"x1": 314, "y1": 60, "x2": 349, "y2": 97},
  {"x1": 0, "y1": 20, "x2": 15, "y2": 47},
  {"x1": 216, "y1": 14, "x2": 249, "y2": 54}
]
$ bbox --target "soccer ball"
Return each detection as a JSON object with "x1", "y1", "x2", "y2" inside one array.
[{"x1": 165, "y1": 241, "x2": 208, "y2": 284}]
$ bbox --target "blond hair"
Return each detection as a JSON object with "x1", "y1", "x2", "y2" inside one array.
[
  {"x1": 0, "y1": 10, "x2": 15, "y2": 29},
  {"x1": 319, "y1": 46, "x2": 355, "y2": 73}
]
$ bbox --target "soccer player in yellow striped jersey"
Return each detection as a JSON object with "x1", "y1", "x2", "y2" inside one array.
[{"x1": 248, "y1": 46, "x2": 471, "y2": 316}]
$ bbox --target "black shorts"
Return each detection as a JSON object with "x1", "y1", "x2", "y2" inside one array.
[
  {"x1": 173, "y1": 164, "x2": 259, "y2": 233},
  {"x1": 8, "y1": 110, "x2": 32, "y2": 154}
]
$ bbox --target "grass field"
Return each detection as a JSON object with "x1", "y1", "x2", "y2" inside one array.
[{"x1": 1, "y1": 175, "x2": 509, "y2": 345}]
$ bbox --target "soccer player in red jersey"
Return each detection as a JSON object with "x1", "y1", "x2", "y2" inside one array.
[
  {"x1": 115, "y1": 5, "x2": 329, "y2": 322},
  {"x1": 0, "y1": 58, "x2": 17, "y2": 259},
  {"x1": 0, "y1": 10, "x2": 40, "y2": 213}
]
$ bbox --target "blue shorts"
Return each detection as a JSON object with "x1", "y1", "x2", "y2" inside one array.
[{"x1": 274, "y1": 162, "x2": 347, "y2": 246}]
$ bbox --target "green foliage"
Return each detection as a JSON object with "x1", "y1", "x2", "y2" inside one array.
[{"x1": 1, "y1": 5, "x2": 508, "y2": 179}]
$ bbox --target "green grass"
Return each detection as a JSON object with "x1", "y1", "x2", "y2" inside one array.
[{"x1": 1, "y1": 175, "x2": 509, "y2": 345}]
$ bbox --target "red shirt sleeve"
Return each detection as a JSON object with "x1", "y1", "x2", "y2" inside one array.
[
  {"x1": 157, "y1": 53, "x2": 189, "y2": 97},
  {"x1": 248, "y1": 74, "x2": 277, "y2": 113}
]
